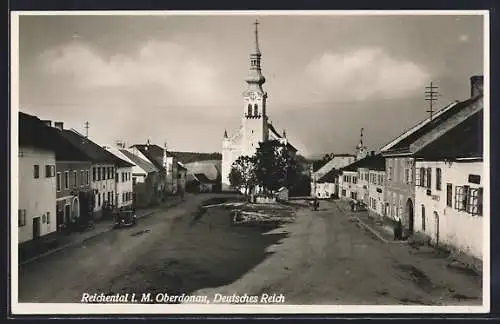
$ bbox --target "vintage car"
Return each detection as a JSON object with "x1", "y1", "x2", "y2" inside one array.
[{"x1": 113, "y1": 210, "x2": 137, "y2": 229}]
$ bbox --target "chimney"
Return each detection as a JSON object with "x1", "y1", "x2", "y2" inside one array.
[
  {"x1": 470, "y1": 75, "x2": 483, "y2": 98},
  {"x1": 54, "y1": 122, "x2": 64, "y2": 130},
  {"x1": 41, "y1": 120, "x2": 52, "y2": 127}
]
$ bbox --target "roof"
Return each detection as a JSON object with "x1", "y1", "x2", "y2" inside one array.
[
  {"x1": 61, "y1": 130, "x2": 133, "y2": 167},
  {"x1": 19, "y1": 112, "x2": 91, "y2": 161},
  {"x1": 193, "y1": 173, "x2": 216, "y2": 184},
  {"x1": 170, "y1": 152, "x2": 221, "y2": 164},
  {"x1": 130, "y1": 144, "x2": 168, "y2": 170},
  {"x1": 414, "y1": 109, "x2": 483, "y2": 160},
  {"x1": 119, "y1": 149, "x2": 158, "y2": 173},
  {"x1": 381, "y1": 96, "x2": 481, "y2": 155},
  {"x1": 341, "y1": 153, "x2": 386, "y2": 172},
  {"x1": 317, "y1": 168, "x2": 340, "y2": 183},
  {"x1": 267, "y1": 123, "x2": 298, "y2": 152},
  {"x1": 177, "y1": 161, "x2": 187, "y2": 171}
]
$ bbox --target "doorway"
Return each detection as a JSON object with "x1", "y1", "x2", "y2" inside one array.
[
  {"x1": 32, "y1": 217, "x2": 41, "y2": 240},
  {"x1": 434, "y1": 212, "x2": 440, "y2": 247},
  {"x1": 64, "y1": 204, "x2": 71, "y2": 224},
  {"x1": 406, "y1": 198, "x2": 414, "y2": 234}
]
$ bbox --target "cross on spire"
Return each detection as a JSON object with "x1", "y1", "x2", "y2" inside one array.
[{"x1": 253, "y1": 19, "x2": 261, "y2": 55}]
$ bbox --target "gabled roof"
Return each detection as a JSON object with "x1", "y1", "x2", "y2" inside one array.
[
  {"x1": 130, "y1": 144, "x2": 167, "y2": 170},
  {"x1": 177, "y1": 161, "x2": 187, "y2": 171},
  {"x1": 61, "y1": 129, "x2": 133, "y2": 167},
  {"x1": 381, "y1": 96, "x2": 481, "y2": 155},
  {"x1": 119, "y1": 149, "x2": 158, "y2": 173},
  {"x1": 193, "y1": 173, "x2": 216, "y2": 184},
  {"x1": 317, "y1": 168, "x2": 340, "y2": 183},
  {"x1": 312, "y1": 159, "x2": 330, "y2": 172},
  {"x1": 341, "y1": 153, "x2": 385, "y2": 172},
  {"x1": 19, "y1": 112, "x2": 91, "y2": 161},
  {"x1": 414, "y1": 109, "x2": 483, "y2": 160}
]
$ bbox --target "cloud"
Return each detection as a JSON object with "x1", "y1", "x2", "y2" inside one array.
[
  {"x1": 39, "y1": 39, "x2": 225, "y2": 106},
  {"x1": 302, "y1": 48, "x2": 430, "y2": 102}
]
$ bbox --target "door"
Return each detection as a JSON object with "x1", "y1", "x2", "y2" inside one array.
[
  {"x1": 32, "y1": 217, "x2": 41, "y2": 239},
  {"x1": 64, "y1": 204, "x2": 71, "y2": 224},
  {"x1": 434, "y1": 212, "x2": 440, "y2": 247}
]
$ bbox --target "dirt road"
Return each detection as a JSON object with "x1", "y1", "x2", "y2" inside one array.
[{"x1": 18, "y1": 196, "x2": 482, "y2": 306}]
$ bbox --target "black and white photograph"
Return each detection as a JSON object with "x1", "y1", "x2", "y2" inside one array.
[{"x1": 11, "y1": 10, "x2": 489, "y2": 314}]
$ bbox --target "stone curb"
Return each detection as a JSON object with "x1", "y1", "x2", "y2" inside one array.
[
  {"x1": 18, "y1": 199, "x2": 184, "y2": 267},
  {"x1": 333, "y1": 201, "x2": 408, "y2": 245}
]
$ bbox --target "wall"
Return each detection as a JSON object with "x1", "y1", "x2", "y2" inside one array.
[
  {"x1": 18, "y1": 146, "x2": 57, "y2": 243},
  {"x1": 55, "y1": 161, "x2": 92, "y2": 228},
  {"x1": 116, "y1": 166, "x2": 133, "y2": 208},
  {"x1": 165, "y1": 156, "x2": 178, "y2": 194},
  {"x1": 368, "y1": 170, "x2": 385, "y2": 218},
  {"x1": 339, "y1": 171, "x2": 358, "y2": 200},
  {"x1": 90, "y1": 163, "x2": 115, "y2": 218},
  {"x1": 315, "y1": 182, "x2": 336, "y2": 199},
  {"x1": 356, "y1": 167, "x2": 370, "y2": 204},
  {"x1": 415, "y1": 160, "x2": 483, "y2": 259},
  {"x1": 384, "y1": 156, "x2": 415, "y2": 227}
]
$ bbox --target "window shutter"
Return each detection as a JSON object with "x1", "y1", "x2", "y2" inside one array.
[{"x1": 415, "y1": 168, "x2": 420, "y2": 186}]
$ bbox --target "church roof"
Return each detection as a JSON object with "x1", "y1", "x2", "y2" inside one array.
[{"x1": 268, "y1": 123, "x2": 298, "y2": 152}]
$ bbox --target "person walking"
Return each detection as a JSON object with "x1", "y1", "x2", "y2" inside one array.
[{"x1": 393, "y1": 215, "x2": 402, "y2": 240}]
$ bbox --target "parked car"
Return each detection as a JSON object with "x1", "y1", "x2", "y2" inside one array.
[{"x1": 113, "y1": 210, "x2": 137, "y2": 229}]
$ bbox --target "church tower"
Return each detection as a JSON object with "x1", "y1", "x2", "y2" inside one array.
[
  {"x1": 241, "y1": 20, "x2": 269, "y2": 156},
  {"x1": 356, "y1": 128, "x2": 368, "y2": 160}
]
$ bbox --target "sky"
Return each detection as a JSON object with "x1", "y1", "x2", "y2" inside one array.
[{"x1": 17, "y1": 13, "x2": 485, "y2": 158}]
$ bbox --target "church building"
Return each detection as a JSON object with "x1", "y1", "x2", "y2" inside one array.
[{"x1": 221, "y1": 21, "x2": 297, "y2": 191}]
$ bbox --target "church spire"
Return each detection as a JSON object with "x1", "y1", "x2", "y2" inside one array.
[
  {"x1": 246, "y1": 19, "x2": 266, "y2": 87},
  {"x1": 223, "y1": 129, "x2": 228, "y2": 138}
]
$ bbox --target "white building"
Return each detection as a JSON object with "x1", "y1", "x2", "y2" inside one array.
[
  {"x1": 103, "y1": 145, "x2": 135, "y2": 209},
  {"x1": 311, "y1": 154, "x2": 355, "y2": 198},
  {"x1": 18, "y1": 112, "x2": 57, "y2": 243},
  {"x1": 368, "y1": 168, "x2": 386, "y2": 218},
  {"x1": 414, "y1": 109, "x2": 484, "y2": 259},
  {"x1": 221, "y1": 21, "x2": 296, "y2": 191}
]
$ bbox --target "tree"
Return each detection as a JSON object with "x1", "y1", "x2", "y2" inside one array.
[
  {"x1": 254, "y1": 140, "x2": 301, "y2": 194},
  {"x1": 229, "y1": 155, "x2": 257, "y2": 195}
]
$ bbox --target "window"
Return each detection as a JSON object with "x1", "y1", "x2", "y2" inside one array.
[
  {"x1": 86, "y1": 170, "x2": 89, "y2": 185},
  {"x1": 388, "y1": 167, "x2": 392, "y2": 181},
  {"x1": 122, "y1": 192, "x2": 125, "y2": 202},
  {"x1": 80, "y1": 170, "x2": 85, "y2": 186},
  {"x1": 97, "y1": 193, "x2": 101, "y2": 206},
  {"x1": 107, "y1": 191, "x2": 111, "y2": 203},
  {"x1": 18, "y1": 209, "x2": 27, "y2": 227},
  {"x1": 46, "y1": 212, "x2": 51, "y2": 224},
  {"x1": 102, "y1": 192, "x2": 105, "y2": 203},
  {"x1": 101, "y1": 167, "x2": 105, "y2": 180},
  {"x1": 342, "y1": 189, "x2": 346, "y2": 197},
  {"x1": 56, "y1": 172, "x2": 61, "y2": 191},
  {"x1": 421, "y1": 205, "x2": 426, "y2": 231},
  {"x1": 42, "y1": 214, "x2": 46, "y2": 223},
  {"x1": 122, "y1": 172, "x2": 125, "y2": 182},
  {"x1": 133, "y1": 177, "x2": 137, "y2": 186},
  {"x1": 436, "y1": 168, "x2": 442, "y2": 191},
  {"x1": 64, "y1": 171, "x2": 69, "y2": 189},
  {"x1": 405, "y1": 168, "x2": 409, "y2": 183},
  {"x1": 418, "y1": 167, "x2": 425, "y2": 187},
  {"x1": 446, "y1": 183, "x2": 453, "y2": 207},
  {"x1": 115, "y1": 172, "x2": 119, "y2": 182},
  {"x1": 73, "y1": 171, "x2": 78, "y2": 187},
  {"x1": 45, "y1": 165, "x2": 55, "y2": 177},
  {"x1": 97, "y1": 167, "x2": 101, "y2": 181},
  {"x1": 34, "y1": 165, "x2": 40, "y2": 178},
  {"x1": 93, "y1": 167, "x2": 96, "y2": 181},
  {"x1": 254, "y1": 104, "x2": 258, "y2": 116},
  {"x1": 247, "y1": 104, "x2": 252, "y2": 116},
  {"x1": 111, "y1": 191, "x2": 114, "y2": 204},
  {"x1": 353, "y1": 177, "x2": 357, "y2": 184},
  {"x1": 426, "y1": 167, "x2": 432, "y2": 189},
  {"x1": 455, "y1": 185, "x2": 483, "y2": 215}
]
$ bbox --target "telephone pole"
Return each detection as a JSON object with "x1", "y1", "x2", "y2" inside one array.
[
  {"x1": 425, "y1": 81, "x2": 439, "y2": 120},
  {"x1": 84, "y1": 121, "x2": 90, "y2": 138}
]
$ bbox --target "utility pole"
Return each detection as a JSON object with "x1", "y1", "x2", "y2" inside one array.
[
  {"x1": 84, "y1": 121, "x2": 90, "y2": 138},
  {"x1": 425, "y1": 81, "x2": 439, "y2": 120}
]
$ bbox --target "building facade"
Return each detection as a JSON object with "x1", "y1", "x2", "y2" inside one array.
[
  {"x1": 18, "y1": 146, "x2": 57, "y2": 243},
  {"x1": 367, "y1": 169, "x2": 386, "y2": 218},
  {"x1": 18, "y1": 113, "x2": 57, "y2": 243},
  {"x1": 55, "y1": 161, "x2": 92, "y2": 230},
  {"x1": 413, "y1": 109, "x2": 483, "y2": 259},
  {"x1": 381, "y1": 75, "x2": 483, "y2": 236}
]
